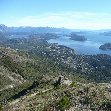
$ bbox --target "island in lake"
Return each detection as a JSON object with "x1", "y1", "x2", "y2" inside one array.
[
  {"x1": 70, "y1": 32, "x2": 87, "y2": 41},
  {"x1": 100, "y1": 31, "x2": 111, "y2": 36},
  {"x1": 99, "y1": 43, "x2": 111, "y2": 50}
]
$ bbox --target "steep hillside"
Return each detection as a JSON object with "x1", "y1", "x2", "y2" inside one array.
[
  {"x1": 1, "y1": 46, "x2": 111, "y2": 111},
  {"x1": 1, "y1": 28, "x2": 111, "y2": 110},
  {"x1": 0, "y1": 46, "x2": 86, "y2": 108},
  {"x1": 0, "y1": 47, "x2": 27, "y2": 91},
  {"x1": 2, "y1": 78, "x2": 111, "y2": 111}
]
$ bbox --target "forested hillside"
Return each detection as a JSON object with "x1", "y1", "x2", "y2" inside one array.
[{"x1": 0, "y1": 26, "x2": 111, "y2": 110}]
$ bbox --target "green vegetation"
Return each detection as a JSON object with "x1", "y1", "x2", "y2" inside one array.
[
  {"x1": 57, "y1": 95, "x2": 70, "y2": 111},
  {"x1": 1, "y1": 56, "x2": 23, "y2": 75},
  {"x1": 0, "y1": 47, "x2": 87, "y2": 105},
  {"x1": 1, "y1": 31, "x2": 111, "y2": 110},
  {"x1": 99, "y1": 99, "x2": 111, "y2": 110},
  {"x1": 0, "y1": 104, "x2": 2, "y2": 111},
  {"x1": 0, "y1": 81, "x2": 32, "y2": 104}
]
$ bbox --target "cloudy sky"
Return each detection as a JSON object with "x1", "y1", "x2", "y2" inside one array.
[{"x1": 1, "y1": 0, "x2": 111, "y2": 29}]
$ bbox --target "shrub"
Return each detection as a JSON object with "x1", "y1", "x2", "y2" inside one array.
[
  {"x1": 99, "y1": 99, "x2": 111, "y2": 110},
  {"x1": 57, "y1": 95, "x2": 70, "y2": 111},
  {"x1": 0, "y1": 104, "x2": 2, "y2": 111}
]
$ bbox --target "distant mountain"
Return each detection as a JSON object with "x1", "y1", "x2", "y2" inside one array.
[
  {"x1": 0, "y1": 24, "x2": 72, "y2": 34},
  {"x1": 0, "y1": 31, "x2": 8, "y2": 44},
  {"x1": 0, "y1": 24, "x2": 8, "y2": 32}
]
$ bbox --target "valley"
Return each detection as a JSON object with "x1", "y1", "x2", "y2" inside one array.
[{"x1": 0, "y1": 25, "x2": 111, "y2": 110}]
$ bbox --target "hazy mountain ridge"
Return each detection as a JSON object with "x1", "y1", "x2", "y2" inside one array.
[{"x1": 0, "y1": 24, "x2": 72, "y2": 34}]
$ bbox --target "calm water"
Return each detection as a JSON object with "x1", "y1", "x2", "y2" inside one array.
[{"x1": 48, "y1": 32, "x2": 111, "y2": 55}]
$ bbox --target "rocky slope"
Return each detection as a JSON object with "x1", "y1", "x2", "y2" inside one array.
[{"x1": 0, "y1": 47, "x2": 111, "y2": 111}]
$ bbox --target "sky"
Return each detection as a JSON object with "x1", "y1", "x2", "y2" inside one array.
[{"x1": 1, "y1": 0, "x2": 111, "y2": 29}]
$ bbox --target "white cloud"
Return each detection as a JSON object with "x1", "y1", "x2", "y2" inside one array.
[{"x1": 7, "y1": 12, "x2": 111, "y2": 29}]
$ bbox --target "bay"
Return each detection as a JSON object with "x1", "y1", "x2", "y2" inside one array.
[{"x1": 48, "y1": 32, "x2": 111, "y2": 55}]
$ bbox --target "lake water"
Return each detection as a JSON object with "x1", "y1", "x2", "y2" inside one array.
[{"x1": 48, "y1": 32, "x2": 111, "y2": 55}]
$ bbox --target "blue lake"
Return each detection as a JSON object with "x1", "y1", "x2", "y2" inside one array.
[{"x1": 48, "y1": 32, "x2": 111, "y2": 55}]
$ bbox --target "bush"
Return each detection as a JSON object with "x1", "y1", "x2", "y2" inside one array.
[
  {"x1": 99, "y1": 99, "x2": 111, "y2": 110},
  {"x1": 57, "y1": 95, "x2": 70, "y2": 111},
  {"x1": 0, "y1": 104, "x2": 2, "y2": 111}
]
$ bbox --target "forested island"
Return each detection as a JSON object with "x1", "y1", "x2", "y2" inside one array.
[
  {"x1": 99, "y1": 43, "x2": 111, "y2": 50},
  {"x1": 70, "y1": 32, "x2": 87, "y2": 41}
]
